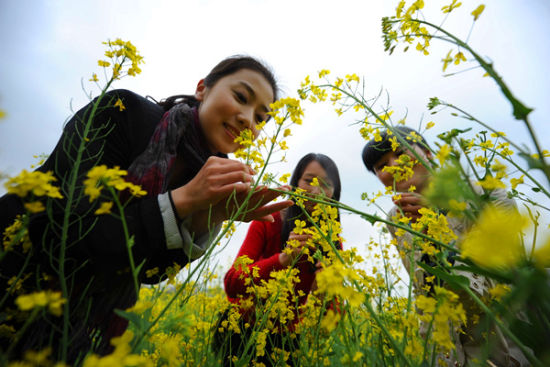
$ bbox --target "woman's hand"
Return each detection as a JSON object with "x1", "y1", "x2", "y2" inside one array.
[
  {"x1": 393, "y1": 192, "x2": 426, "y2": 223},
  {"x1": 209, "y1": 185, "x2": 293, "y2": 223},
  {"x1": 279, "y1": 232, "x2": 314, "y2": 266},
  {"x1": 171, "y1": 156, "x2": 255, "y2": 219}
]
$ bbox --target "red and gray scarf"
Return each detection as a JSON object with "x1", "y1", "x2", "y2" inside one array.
[{"x1": 126, "y1": 103, "x2": 226, "y2": 196}]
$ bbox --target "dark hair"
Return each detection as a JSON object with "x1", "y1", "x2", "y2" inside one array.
[
  {"x1": 158, "y1": 55, "x2": 278, "y2": 111},
  {"x1": 361, "y1": 126, "x2": 430, "y2": 173},
  {"x1": 281, "y1": 153, "x2": 342, "y2": 249}
]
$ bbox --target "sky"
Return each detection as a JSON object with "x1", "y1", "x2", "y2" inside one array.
[{"x1": 1, "y1": 0, "x2": 550, "y2": 289}]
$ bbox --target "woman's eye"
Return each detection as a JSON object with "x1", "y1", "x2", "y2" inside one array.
[
  {"x1": 234, "y1": 91, "x2": 247, "y2": 103},
  {"x1": 255, "y1": 114, "x2": 264, "y2": 123}
]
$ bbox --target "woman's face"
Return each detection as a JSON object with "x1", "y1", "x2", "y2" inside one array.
[
  {"x1": 195, "y1": 69, "x2": 274, "y2": 154},
  {"x1": 297, "y1": 160, "x2": 335, "y2": 212}
]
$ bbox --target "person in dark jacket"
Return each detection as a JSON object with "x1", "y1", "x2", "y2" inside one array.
[{"x1": 0, "y1": 55, "x2": 292, "y2": 363}]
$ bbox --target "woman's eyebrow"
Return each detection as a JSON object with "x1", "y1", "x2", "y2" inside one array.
[
  {"x1": 303, "y1": 173, "x2": 331, "y2": 182},
  {"x1": 240, "y1": 81, "x2": 269, "y2": 113}
]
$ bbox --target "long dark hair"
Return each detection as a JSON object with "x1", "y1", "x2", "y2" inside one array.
[
  {"x1": 157, "y1": 55, "x2": 279, "y2": 111},
  {"x1": 280, "y1": 153, "x2": 342, "y2": 249}
]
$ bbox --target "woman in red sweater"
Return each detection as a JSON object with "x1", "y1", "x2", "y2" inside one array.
[{"x1": 215, "y1": 153, "x2": 342, "y2": 367}]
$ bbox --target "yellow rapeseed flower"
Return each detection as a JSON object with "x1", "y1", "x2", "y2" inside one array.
[
  {"x1": 510, "y1": 175, "x2": 524, "y2": 189},
  {"x1": 114, "y1": 98, "x2": 126, "y2": 111},
  {"x1": 461, "y1": 205, "x2": 526, "y2": 270},
  {"x1": 94, "y1": 201, "x2": 113, "y2": 215},
  {"x1": 471, "y1": 4, "x2": 485, "y2": 21},
  {"x1": 476, "y1": 175, "x2": 506, "y2": 190},
  {"x1": 83, "y1": 165, "x2": 146, "y2": 202},
  {"x1": 454, "y1": 51, "x2": 467, "y2": 65},
  {"x1": 2, "y1": 215, "x2": 31, "y2": 252},
  {"x1": 442, "y1": 50, "x2": 453, "y2": 72},
  {"x1": 4, "y1": 170, "x2": 63, "y2": 199},
  {"x1": 345, "y1": 73, "x2": 360, "y2": 83},
  {"x1": 436, "y1": 144, "x2": 451, "y2": 166},
  {"x1": 279, "y1": 173, "x2": 290, "y2": 184},
  {"x1": 15, "y1": 290, "x2": 66, "y2": 316},
  {"x1": 442, "y1": 0, "x2": 462, "y2": 14},
  {"x1": 318, "y1": 69, "x2": 330, "y2": 78},
  {"x1": 489, "y1": 283, "x2": 510, "y2": 301},
  {"x1": 23, "y1": 201, "x2": 45, "y2": 213}
]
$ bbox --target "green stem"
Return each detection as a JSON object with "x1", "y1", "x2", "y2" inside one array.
[
  {"x1": 56, "y1": 80, "x2": 114, "y2": 360},
  {"x1": 108, "y1": 186, "x2": 140, "y2": 296},
  {"x1": 272, "y1": 188, "x2": 459, "y2": 254},
  {"x1": 6, "y1": 308, "x2": 40, "y2": 357},
  {"x1": 397, "y1": 17, "x2": 549, "y2": 185}
]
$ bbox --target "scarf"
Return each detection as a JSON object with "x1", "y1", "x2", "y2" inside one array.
[{"x1": 126, "y1": 102, "x2": 226, "y2": 196}]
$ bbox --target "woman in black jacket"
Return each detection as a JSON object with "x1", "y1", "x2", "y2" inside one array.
[{"x1": 0, "y1": 55, "x2": 292, "y2": 363}]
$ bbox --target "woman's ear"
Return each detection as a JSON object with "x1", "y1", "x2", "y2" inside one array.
[{"x1": 195, "y1": 79, "x2": 206, "y2": 101}]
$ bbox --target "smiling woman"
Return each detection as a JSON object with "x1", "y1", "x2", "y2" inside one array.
[
  {"x1": 0, "y1": 55, "x2": 292, "y2": 362},
  {"x1": 196, "y1": 69, "x2": 273, "y2": 154}
]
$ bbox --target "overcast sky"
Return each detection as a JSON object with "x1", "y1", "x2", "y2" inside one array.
[{"x1": 1, "y1": 0, "x2": 550, "y2": 286}]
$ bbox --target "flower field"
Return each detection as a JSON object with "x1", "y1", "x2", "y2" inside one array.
[{"x1": 2, "y1": 1, "x2": 550, "y2": 366}]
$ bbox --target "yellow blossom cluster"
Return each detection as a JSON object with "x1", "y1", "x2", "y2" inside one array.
[
  {"x1": 461, "y1": 205, "x2": 526, "y2": 270},
  {"x1": 83, "y1": 331, "x2": 152, "y2": 367},
  {"x1": 412, "y1": 207, "x2": 458, "y2": 245},
  {"x1": 416, "y1": 286, "x2": 466, "y2": 352},
  {"x1": 15, "y1": 290, "x2": 66, "y2": 317},
  {"x1": 383, "y1": 1, "x2": 486, "y2": 73},
  {"x1": 233, "y1": 97, "x2": 303, "y2": 179},
  {"x1": 5, "y1": 170, "x2": 63, "y2": 201},
  {"x1": 315, "y1": 262, "x2": 364, "y2": 307},
  {"x1": 6, "y1": 348, "x2": 69, "y2": 367},
  {"x1": 94, "y1": 38, "x2": 144, "y2": 82},
  {"x1": 233, "y1": 128, "x2": 265, "y2": 171},
  {"x1": 2, "y1": 215, "x2": 31, "y2": 252},
  {"x1": 83, "y1": 165, "x2": 146, "y2": 203},
  {"x1": 381, "y1": 153, "x2": 416, "y2": 184}
]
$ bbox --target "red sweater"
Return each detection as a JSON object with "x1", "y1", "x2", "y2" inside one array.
[{"x1": 224, "y1": 212, "x2": 316, "y2": 315}]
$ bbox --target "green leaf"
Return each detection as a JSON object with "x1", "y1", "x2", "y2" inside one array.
[
  {"x1": 127, "y1": 235, "x2": 135, "y2": 248},
  {"x1": 417, "y1": 262, "x2": 471, "y2": 290},
  {"x1": 115, "y1": 308, "x2": 152, "y2": 333},
  {"x1": 360, "y1": 214, "x2": 376, "y2": 225},
  {"x1": 427, "y1": 97, "x2": 441, "y2": 110},
  {"x1": 436, "y1": 128, "x2": 472, "y2": 144}
]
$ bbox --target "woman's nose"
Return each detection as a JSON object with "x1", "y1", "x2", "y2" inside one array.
[
  {"x1": 237, "y1": 108, "x2": 253, "y2": 129},
  {"x1": 307, "y1": 185, "x2": 321, "y2": 195},
  {"x1": 387, "y1": 156, "x2": 398, "y2": 167}
]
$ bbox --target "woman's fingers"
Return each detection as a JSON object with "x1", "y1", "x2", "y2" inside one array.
[
  {"x1": 289, "y1": 233, "x2": 312, "y2": 241},
  {"x1": 242, "y1": 200, "x2": 294, "y2": 222},
  {"x1": 394, "y1": 192, "x2": 425, "y2": 206},
  {"x1": 204, "y1": 156, "x2": 255, "y2": 175}
]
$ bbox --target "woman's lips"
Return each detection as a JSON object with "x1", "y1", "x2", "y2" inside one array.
[{"x1": 223, "y1": 123, "x2": 240, "y2": 140}]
